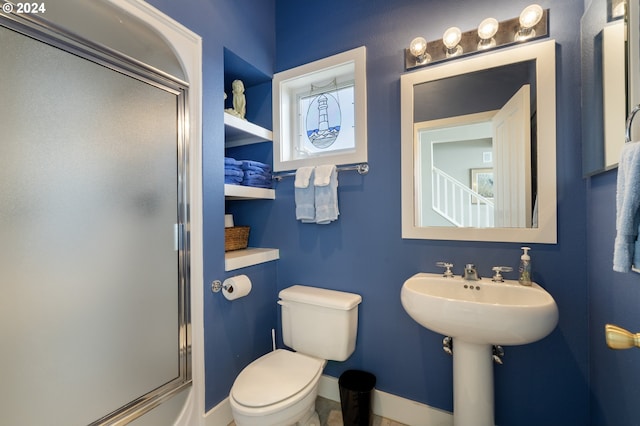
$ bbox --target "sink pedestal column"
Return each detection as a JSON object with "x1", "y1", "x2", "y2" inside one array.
[{"x1": 452, "y1": 340, "x2": 494, "y2": 426}]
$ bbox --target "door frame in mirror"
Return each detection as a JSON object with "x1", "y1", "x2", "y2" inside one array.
[
  {"x1": 400, "y1": 39, "x2": 557, "y2": 243},
  {"x1": 630, "y1": 2, "x2": 640, "y2": 113}
]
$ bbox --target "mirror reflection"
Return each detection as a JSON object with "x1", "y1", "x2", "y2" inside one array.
[
  {"x1": 401, "y1": 40, "x2": 557, "y2": 243},
  {"x1": 581, "y1": 0, "x2": 628, "y2": 175},
  {"x1": 414, "y1": 60, "x2": 536, "y2": 229}
]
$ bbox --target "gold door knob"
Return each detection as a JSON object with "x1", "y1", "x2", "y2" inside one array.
[{"x1": 605, "y1": 324, "x2": 640, "y2": 350}]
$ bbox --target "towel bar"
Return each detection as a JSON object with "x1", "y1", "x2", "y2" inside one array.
[{"x1": 272, "y1": 163, "x2": 369, "y2": 181}]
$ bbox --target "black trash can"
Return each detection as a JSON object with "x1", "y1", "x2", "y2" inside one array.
[{"x1": 338, "y1": 369, "x2": 376, "y2": 426}]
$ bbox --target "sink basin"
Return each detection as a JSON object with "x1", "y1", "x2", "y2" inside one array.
[
  {"x1": 401, "y1": 272, "x2": 558, "y2": 345},
  {"x1": 401, "y1": 272, "x2": 559, "y2": 425}
]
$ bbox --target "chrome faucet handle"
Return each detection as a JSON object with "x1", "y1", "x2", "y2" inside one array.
[
  {"x1": 463, "y1": 263, "x2": 480, "y2": 280},
  {"x1": 436, "y1": 262, "x2": 455, "y2": 278},
  {"x1": 491, "y1": 266, "x2": 513, "y2": 282}
]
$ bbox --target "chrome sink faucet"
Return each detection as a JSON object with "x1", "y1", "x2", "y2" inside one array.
[
  {"x1": 436, "y1": 261, "x2": 455, "y2": 278},
  {"x1": 463, "y1": 264, "x2": 480, "y2": 281}
]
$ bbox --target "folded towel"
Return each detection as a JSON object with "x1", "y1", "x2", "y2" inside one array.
[
  {"x1": 295, "y1": 167, "x2": 315, "y2": 222},
  {"x1": 224, "y1": 168, "x2": 244, "y2": 178},
  {"x1": 225, "y1": 176, "x2": 243, "y2": 184},
  {"x1": 614, "y1": 142, "x2": 640, "y2": 272},
  {"x1": 241, "y1": 160, "x2": 272, "y2": 173},
  {"x1": 225, "y1": 157, "x2": 242, "y2": 167},
  {"x1": 295, "y1": 167, "x2": 314, "y2": 188},
  {"x1": 314, "y1": 164, "x2": 335, "y2": 186},
  {"x1": 243, "y1": 171, "x2": 269, "y2": 180},
  {"x1": 314, "y1": 164, "x2": 339, "y2": 224},
  {"x1": 242, "y1": 172, "x2": 273, "y2": 189},
  {"x1": 243, "y1": 165, "x2": 270, "y2": 175},
  {"x1": 243, "y1": 178, "x2": 274, "y2": 189}
]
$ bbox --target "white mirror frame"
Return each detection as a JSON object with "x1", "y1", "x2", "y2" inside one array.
[{"x1": 401, "y1": 39, "x2": 557, "y2": 243}]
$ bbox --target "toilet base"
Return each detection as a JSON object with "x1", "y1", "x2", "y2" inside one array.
[
  {"x1": 296, "y1": 405, "x2": 320, "y2": 426},
  {"x1": 230, "y1": 378, "x2": 321, "y2": 426}
]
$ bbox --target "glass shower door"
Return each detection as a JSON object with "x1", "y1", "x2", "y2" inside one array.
[{"x1": 0, "y1": 21, "x2": 190, "y2": 425}]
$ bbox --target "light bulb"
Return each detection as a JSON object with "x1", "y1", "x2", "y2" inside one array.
[
  {"x1": 443, "y1": 27, "x2": 462, "y2": 49},
  {"x1": 409, "y1": 36, "x2": 430, "y2": 65},
  {"x1": 478, "y1": 18, "x2": 499, "y2": 40},
  {"x1": 477, "y1": 17, "x2": 499, "y2": 49},
  {"x1": 443, "y1": 27, "x2": 463, "y2": 57},
  {"x1": 515, "y1": 4, "x2": 543, "y2": 41},
  {"x1": 409, "y1": 37, "x2": 427, "y2": 57},
  {"x1": 519, "y1": 4, "x2": 543, "y2": 29}
]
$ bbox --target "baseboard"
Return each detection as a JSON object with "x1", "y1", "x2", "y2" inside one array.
[
  {"x1": 204, "y1": 397, "x2": 233, "y2": 426},
  {"x1": 318, "y1": 375, "x2": 453, "y2": 426},
  {"x1": 204, "y1": 375, "x2": 453, "y2": 426}
]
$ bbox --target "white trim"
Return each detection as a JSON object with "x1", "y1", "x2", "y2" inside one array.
[
  {"x1": 602, "y1": 20, "x2": 625, "y2": 168},
  {"x1": 630, "y1": 1, "x2": 640, "y2": 112},
  {"x1": 224, "y1": 184, "x2": 275, "y2": 200},
  {"x1": 401, "y1": 39, "x2": 557, "y2": 243},
  {"x1": 318, "y1": 375, "x2": 453, "y2": 426},
  {"x1": 372, "y1": 389, "x2": 453, "y2": 426},
  {"x1": 224, "y1": 112, "x2": 273, "y2": 147},
  {"x1": 204, "y1": 375, "x2": 452, "y2": 426},
  {"x1": 273, "y1": 46, "x2": 368, "y2": 172},
  {"x1": 225, "y1": 248, "x2": 280, "y2": 271},
  {"x1": 104, "y1": 1, "x2": 204, "y2": 425},
  {"x1": 204, "y1": 398, "x2": 234, "y2": 426}
]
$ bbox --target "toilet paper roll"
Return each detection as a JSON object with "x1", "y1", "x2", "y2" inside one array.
[
  {"x1": 222, "y1": 274, "x2": 252, "y2": 300},
  {"x1": 224, "y1": 214, "x2": 234, "y2": 228}
]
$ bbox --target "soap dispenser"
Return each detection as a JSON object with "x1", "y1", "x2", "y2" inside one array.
[{"x1": 519, "y1": 246, "x2": 532, "y2": 286}]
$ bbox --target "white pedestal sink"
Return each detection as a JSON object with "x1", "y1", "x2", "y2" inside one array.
[{"x1": 401, "y1": 273, "x2": 558, "y2": 426}]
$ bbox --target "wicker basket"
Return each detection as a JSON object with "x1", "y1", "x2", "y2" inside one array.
[{"x1": 225, "y1": 226, "x2": 250, "y2": 252}]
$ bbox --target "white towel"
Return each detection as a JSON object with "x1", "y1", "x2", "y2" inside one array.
[
  {"x1": 295, "y1": 167, "x2": 315, "y2": 222},
  {"x1": 314, "y1": 165, "x2": 339, "y2": 224},
  {"x1": 613, "y1": 142, "x2": 640, "y2": 272}
]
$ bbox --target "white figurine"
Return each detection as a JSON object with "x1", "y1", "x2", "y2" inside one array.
[{"x1": 225, "y1": 79, "x2": 246, "y2": 119}]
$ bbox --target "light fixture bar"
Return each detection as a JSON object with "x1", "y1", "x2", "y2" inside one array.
[{"x1": 404, "y1": 8, "x2": 549, "y2": 70}]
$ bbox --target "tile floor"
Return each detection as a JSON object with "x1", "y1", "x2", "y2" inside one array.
[
  {"x1": 228, "y1": 396, "x2": 408, "y2": 426},
  {"x1": 316, "y1": 397, "x2": 408, "y2": 426}
]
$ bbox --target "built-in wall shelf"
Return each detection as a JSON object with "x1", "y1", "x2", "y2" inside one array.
[
  {"x1": 223, "y1": 56, "x2": 277, "y2": 271},
  {"x1": 224, "y1": 184, "x2": 275, "y2": 200},
  {"x1": 225, "y1": 247, "x2": 280, "y2": 271},
  {"x1": 224, "y1": 113, "x2": 273, "y2": 147}
]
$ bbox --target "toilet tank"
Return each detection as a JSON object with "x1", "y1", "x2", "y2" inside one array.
[{"x1": 278, "y1": 285, "x2": 362, "y2": 362}]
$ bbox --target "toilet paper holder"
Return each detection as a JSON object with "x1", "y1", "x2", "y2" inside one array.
[
  {"x1": 211, "y1": 280, "x2": 231, "y2": 293},
  {"x1": 211, "y1": 275, "x2": 252, "y2": 300}
]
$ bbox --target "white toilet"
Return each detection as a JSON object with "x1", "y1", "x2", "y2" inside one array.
[{"x1": 229, "y1": 285, "x2": 363, "y2": 426}]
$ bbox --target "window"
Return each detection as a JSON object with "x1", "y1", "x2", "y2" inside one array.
[{"x1": 273, "y1": 46, "x2": 367, "y2": 171}]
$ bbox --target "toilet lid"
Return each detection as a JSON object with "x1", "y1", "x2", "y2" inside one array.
[{"x1": 231, "y1": 349, "x2": 324, "y2": 408}]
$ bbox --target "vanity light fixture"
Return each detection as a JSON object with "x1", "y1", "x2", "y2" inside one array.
[
  {"x1": 443, "y1": 27, "x2": 463, "y2": 57},
  {"x1": 404, "y1": 6, "x2": 548, "y2": 70},
  {"x1": 477, "y1": 18, "x2": 499, "y2": 50},
  {"x1": 515, "y1": 4, "x2": 544, "y2": 41},
  {"x1": 409, "y1": 36, "x2": 431, "y2": 65}
]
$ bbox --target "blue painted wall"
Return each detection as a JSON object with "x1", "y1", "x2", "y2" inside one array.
[
  {"x1": 587, "y1": 169, "x2": 640, "y2": 425},
  {"x1": 263, "y1": 1, "x2": 589, "y2": 425},
  {"x1": 145, "y1": 1, "x2": 640, "y2": 425},
  {"x1": 146, "y1": 0, "x2": 278, "y2": 410}
]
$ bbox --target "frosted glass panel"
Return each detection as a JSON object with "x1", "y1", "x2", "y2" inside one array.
[{"x1": 0, "y1": 26, "x2": 181, "y2": 425}]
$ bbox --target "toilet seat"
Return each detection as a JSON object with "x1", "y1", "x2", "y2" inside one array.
[{"x1": 231, "y1": 349, "x2": 325, "y2": 408}]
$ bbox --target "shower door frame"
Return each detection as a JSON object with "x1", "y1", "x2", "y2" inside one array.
[{"x1": 0, "y1": 9, "x2": 193, "y2": 425}]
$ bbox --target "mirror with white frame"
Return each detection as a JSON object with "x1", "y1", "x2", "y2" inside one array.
[
  {"x1": 401, "y1": 39, "x2": 557, "y2": 243},
  {"x1": 581, "y1": 0, "x2": 628, "y2": 175}
]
